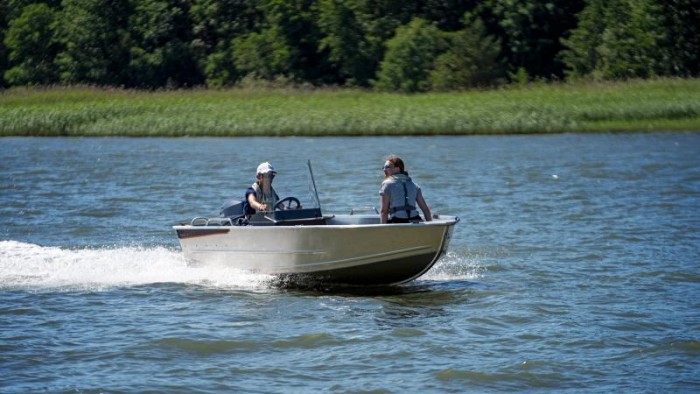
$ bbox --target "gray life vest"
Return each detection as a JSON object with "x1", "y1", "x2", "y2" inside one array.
[
  {"x1": 388, "y1": 174, "x2": 418, "y2": 219},
  {"x1": 251, "y1": 182, "x2": 279, "y2": 211}
]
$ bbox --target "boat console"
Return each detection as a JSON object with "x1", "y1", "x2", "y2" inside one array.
[
  {"x1": 218, "y1": 198, "x2": 326, "y2": 226},
  {"x1": 249, "y1": 208, "x2": 326, "y2": 226}
]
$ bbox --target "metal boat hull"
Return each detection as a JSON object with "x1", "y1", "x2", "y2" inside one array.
[{"x1": 174, "y1": 215, "x2": 458, "y2": 285}]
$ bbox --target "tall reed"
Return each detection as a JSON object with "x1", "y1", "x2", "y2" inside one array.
[{"x1": 1, "y1": 79, "x2": 698, "y2": 136}]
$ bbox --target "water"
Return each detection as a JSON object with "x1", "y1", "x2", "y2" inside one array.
[{"x1": 1, "y1": 134, "x2": 699, "y2": 392}]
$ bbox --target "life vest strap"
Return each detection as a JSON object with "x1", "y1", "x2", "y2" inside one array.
[{"x1": 390, "y1": 205, "x2": 416, "y2": 214}]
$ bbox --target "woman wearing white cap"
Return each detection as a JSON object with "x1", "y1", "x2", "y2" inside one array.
[{"x1": 244, "y1": 162, "x2": 280, "y2": 215}]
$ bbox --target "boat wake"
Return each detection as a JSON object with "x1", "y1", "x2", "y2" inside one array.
[
  {"x1": 0, "y1": 240, "x2": 273, "y2": 291},
  {"x1": 0, "y1": 240, "x2": 481, "y2": 291}
]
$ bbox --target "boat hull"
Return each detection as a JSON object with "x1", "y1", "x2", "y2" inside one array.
[{"x1": 174, "y1": 215, "x2": 458, "y2": 285}]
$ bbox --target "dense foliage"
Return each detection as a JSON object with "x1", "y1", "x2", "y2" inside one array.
[{"x1": 1, "y1": 0, "x2": 698, "y2": 90}]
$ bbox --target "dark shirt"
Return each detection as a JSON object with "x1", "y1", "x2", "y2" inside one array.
[{"x1": 243, "y1": 186, "x2": 256, "y2": 215}]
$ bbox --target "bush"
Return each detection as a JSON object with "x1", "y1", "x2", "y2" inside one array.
[
  {"x1": 373, "y1": 18, "x2": 445, "y2": 92},
  {"x1": 429, "y1": 18, "x2": 504, "y2": 90}
]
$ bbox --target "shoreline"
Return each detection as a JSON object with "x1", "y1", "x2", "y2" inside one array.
[{"x1": 1, "y1": 79, "x2": 698, "y2": 137}]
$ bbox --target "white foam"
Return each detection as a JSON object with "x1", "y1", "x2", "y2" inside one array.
[
  {"x1": 424, "y1": 251, "x2": 484, "y2": 281},
  {"x1": 0, "y1": 240, "x2": 274, "y2": 291}
]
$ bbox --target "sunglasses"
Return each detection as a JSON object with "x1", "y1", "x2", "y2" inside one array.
[{"x1": 382, "y1": 164, "x2": 394, "y2": 170}]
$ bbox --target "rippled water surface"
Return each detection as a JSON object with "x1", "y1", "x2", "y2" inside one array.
[{"x1": 1, "y1": 134, "x2": 699, "y2": 392}]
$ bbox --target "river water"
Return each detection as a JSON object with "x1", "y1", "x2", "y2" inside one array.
[{"x1": 1, "y1": 134, "x2": 699, "y2": 392}]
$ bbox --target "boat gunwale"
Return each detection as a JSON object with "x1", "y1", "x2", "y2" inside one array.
[{"x1": 173, "y1": 215, "x2": 459, "y2": 230}]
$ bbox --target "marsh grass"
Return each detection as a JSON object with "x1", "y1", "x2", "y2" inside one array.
[{"x1": 1, "y1": 79, "x2": 698, "y2": 136}]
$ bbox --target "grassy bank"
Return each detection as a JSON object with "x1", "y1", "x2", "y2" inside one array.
[{"x1": 1, "y1": 79, "x2": 699, "y2": 136}]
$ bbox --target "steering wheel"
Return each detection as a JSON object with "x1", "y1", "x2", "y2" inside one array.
[{"x1": 275, "y1": 196, "x2": 301, "y2": 210}]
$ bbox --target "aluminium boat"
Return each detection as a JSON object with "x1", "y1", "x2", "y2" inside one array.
[{"x1": 173, "y1": 162, "x2": 459, "y2": 285}]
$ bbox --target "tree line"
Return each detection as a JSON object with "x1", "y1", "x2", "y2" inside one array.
[{"x1": 1, "y1": 0, "x2": 698, "y2": 91}]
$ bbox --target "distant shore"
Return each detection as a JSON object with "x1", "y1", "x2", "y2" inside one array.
[{"x1": 1, "y1": 79, "x2": 698, "y2": 137}]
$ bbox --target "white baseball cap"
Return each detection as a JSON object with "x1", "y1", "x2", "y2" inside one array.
[{"x1": 256, "y1": 162, "x2": 276, "y2": 175}]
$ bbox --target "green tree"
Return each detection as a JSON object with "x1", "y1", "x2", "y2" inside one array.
[
  {"x1": 318, "y1": 0, "x2": 373, "y2": 86},
  {"x1": 232, "y1": 0, "x2": 328, "y2": 84},
  {"x1": 189, "y1": 0, "x2": 258, "y2": 87},
  {"x1": 0, "y1": 0, "x2": 62, "y2": 86},
  {"x1": 127, "y1": 0, "x2": 201, "y2": 88},
  {"x1": 232, "y1": 26, "x2": 293, "y2": 80},
  {"x1": 558, "y1": 0, "x2": 604, "y2": 78},
  {"x1": 417, "y1": 0, "x2": 478, "y2": 32},
  {"x1": 429, "y1": 17, "x2": 504, "y2": 90},
  {"x1": 0, "y1": 0, "x2": 12, "y2": 86},
  {"x1": 373, "y1": 18, "x2": 445, "y2": 92},
  {"x1": 3, "y1": 3, "x2": 60, "y2": 85},
  {"x1": 55, "y1": 0, "x2": 131, "y2": 85},
  {"x1": 561, "y1": 0, "x2": 668, "y2": 80},
  {"x1": 319, "y1": 0, "x2": 445, "y2": 87},
  {"x1": 476, "y1": 0, "x2": 585, "y2": 80},
  {"x1": 660, "y1": 0, "x2": 700, "y2": 77},
  {"x1": 600, "y1": 0, "x2": 667, "y2": 79}
]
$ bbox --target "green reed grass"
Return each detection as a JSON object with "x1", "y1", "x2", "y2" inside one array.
[{"x1": 1, "y1": 79, "x2": 698, "y2": 136}]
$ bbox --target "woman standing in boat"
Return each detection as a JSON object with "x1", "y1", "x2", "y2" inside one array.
[
  {"x1": 379, "y1": 155, "x2": 432, "y2": 224},
  {"x1": 244, "y1": 162, "x2": 280, "y2": 215}
]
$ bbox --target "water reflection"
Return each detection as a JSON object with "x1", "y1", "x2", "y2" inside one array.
[
  {"x1": 275, "y1": 277, "x2": 477, "y2": 297},
  {"x1": 275, "y1": 278, "x2": 479, "y2": 329},
  {"x1": 370, "y1": 282, "x2": 475, "y2": 329}
]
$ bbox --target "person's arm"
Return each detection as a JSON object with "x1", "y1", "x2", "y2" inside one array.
[
  {"x1": 247, "y1": 192, "x2": 268, "y2": 211},
  {"x1": 416, "y1": 190, "x2": 432, "y2": 222},
  {"x1": 380, "y1": 194, "x2": 390, "y2": 224}
]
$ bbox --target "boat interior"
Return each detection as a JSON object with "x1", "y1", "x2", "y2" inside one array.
[
  {"x1": 181, "y1": 198, "x2": 442, "y2": 227},
  {"x1": 180, "y1": 199, "x2": 397, "y2": 227}
]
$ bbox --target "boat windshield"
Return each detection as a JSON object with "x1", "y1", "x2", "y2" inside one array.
[
  {"x1": 307, "y1": 160, "x2": 322, "y2": 210},
  {"x1": 267, "y1": 160, "x2": 321, "y2": 210}
]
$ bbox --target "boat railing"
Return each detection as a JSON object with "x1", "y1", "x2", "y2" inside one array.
[{"x1": 190, "y1": 217, "x2": 234, "y2": 226}]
